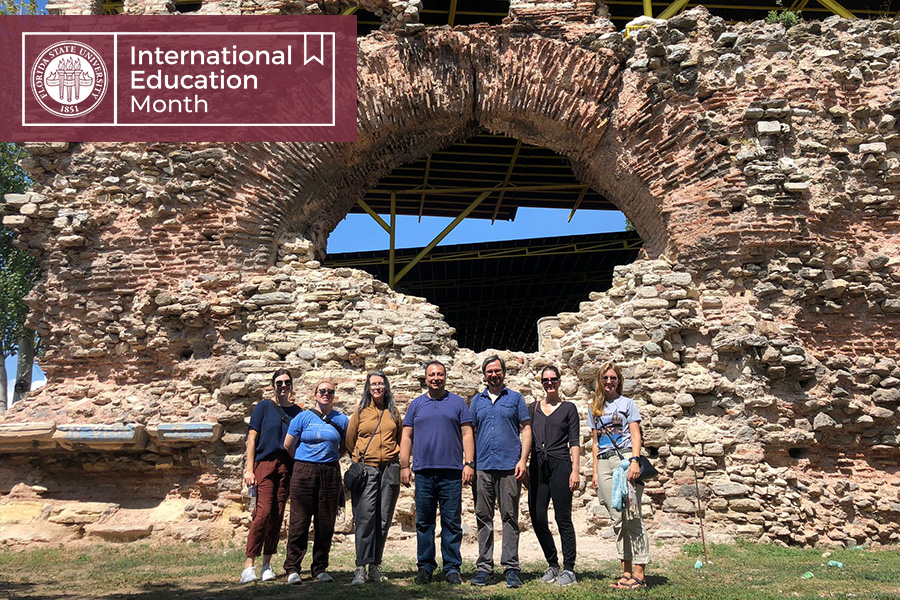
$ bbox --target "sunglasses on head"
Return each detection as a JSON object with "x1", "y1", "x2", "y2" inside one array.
[
  {"x1": 274, "y1": 380, "x2": 292, "y2": 388},
  {"x1": 541, "y1": 377, "x2": 560, "y2": 384},
  {"x1": 317, "y1": 388, "x2": 335, "y2": 397}
]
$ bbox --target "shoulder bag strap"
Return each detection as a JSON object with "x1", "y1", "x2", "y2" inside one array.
[
  {"x1": 271, "y1": 401, "x2": 294, "y2": 425},
  {"x1": 311, "y1": 408, "x2": 346, "y2": 440},
  {"x1": 356, "y1": 408, "x2": 384, "y2": 463},
  {"x1": 596, "y1": 415, "x2": 626, "y2": 461}
]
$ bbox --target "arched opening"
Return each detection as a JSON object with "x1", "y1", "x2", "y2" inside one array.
[{"x1": 324, "y1": 131, "x2": 643, "y2": 352}]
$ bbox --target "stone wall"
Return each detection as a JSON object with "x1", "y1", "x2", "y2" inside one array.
[{"x1": 1, "y1": 2, "x2": 898, "y2": 548}]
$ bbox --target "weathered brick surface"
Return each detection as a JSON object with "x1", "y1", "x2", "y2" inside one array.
[{"x1": 1, "y1": 3, "x2": 898, "y2": 548}]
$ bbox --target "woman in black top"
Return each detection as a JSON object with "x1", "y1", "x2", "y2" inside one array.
[{"x1": 528, "y1": 365, "x2": 581, "y2": 587}]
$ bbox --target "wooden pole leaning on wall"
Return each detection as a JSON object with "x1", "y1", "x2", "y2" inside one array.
[{"x1": 691, "y1": 452, "x2": 709, "y2": 563}]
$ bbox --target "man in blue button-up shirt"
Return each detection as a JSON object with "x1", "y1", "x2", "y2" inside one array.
[{"x1": 469, "y1": 355, "x2": 532, "y2": 588}]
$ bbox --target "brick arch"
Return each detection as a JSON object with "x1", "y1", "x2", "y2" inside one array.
[{"x1": 276, "y1": 29, "x2": 674, "y2": 262}]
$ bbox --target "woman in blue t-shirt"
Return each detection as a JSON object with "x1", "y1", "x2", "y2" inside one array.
[
  {"x1": 282, "y1": 380, "x2": 349, "y2": 585},
  {"x1": 241, "y1": 369, "x2": 303, "y2": 584},
  {"x1": 588, "y1": 362, "x2": 650, "y2": 590}
]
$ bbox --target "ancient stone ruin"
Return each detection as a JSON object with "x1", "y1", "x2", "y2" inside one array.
[{"x1": 1, "y1": 1, "x2": 899, "y2": 549}]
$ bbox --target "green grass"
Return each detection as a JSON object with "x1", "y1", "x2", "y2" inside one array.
[{"x1": 0, "y1": 541, "x2": 899, "y2": 600}]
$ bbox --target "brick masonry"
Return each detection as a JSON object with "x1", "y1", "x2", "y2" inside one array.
[{"x1": 0, "y1": 2, "x2": 898, "y2": 548}]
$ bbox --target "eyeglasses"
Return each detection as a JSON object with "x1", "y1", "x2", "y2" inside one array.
[
  {"x1": 317, "y1": 388, "x2": 335, "y2": 397},
  {"x1": 603, "y1": 376, "x2": 618, "y2": 381},
  {"x1": 370, "y1": 383, "x2": 385, "y2": 389},
  {"x1": 274, "y1": 381, "x2": 292, "y2": 388},
  {"x1": 541, "y1": 377, "x2": 560, "y2": 384}
]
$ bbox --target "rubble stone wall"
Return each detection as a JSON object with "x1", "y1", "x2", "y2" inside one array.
[{"x1": 1, "y1": 2, "x2": 898, "y2": 548}]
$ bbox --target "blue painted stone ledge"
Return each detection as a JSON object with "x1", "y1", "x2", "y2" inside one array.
[
  {"x1": 152, "y1": 423, "x2": 222, "y2": 444},
  {"x1": 52, "y1": 424, "x2": 148, "y2": 450}
]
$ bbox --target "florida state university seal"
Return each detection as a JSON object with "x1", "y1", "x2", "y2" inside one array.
[{"x1": 31, "y1": 41, "x2": 108, "y2": 119}]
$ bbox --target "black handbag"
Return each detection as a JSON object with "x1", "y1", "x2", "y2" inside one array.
[
  {"x1": 343, "y1": 409, "x2": 384, "y2": 493},
  {"x1": 597, "y1": 419, "x2": 658, "y2": 483}
]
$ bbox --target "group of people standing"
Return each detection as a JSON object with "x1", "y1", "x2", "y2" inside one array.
[{"x1": 240, "y1": 358, "x2": 651, "y2": 591}]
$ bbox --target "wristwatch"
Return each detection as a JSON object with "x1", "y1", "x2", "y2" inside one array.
[
  {"x1": 629, "y1": 457, "x2": 640, "y2": 462},
  {"x1": 464, "y1": 461, "x2": 475, "y2": 469}
]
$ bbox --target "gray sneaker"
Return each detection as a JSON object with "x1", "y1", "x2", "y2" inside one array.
[
  {"x1": 556, "y1": 570, "x2": 576, "y2": 587},
  {"x1": 368, "y1": 565, "x2": 383, "y2": 583},
  {"x1": 351, "y1": 566, "x2": 367, "y2": 585},
  {"x1": 316, "y1": 572, "x2": 335, "y2": 583},
  {"x1": 540, "y1": 567, "x2": 559, "y2": 583}
]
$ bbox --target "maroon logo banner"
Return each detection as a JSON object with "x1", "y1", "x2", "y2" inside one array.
[{"x1": 0, "y1": 16, "x2": 357, "y2": 142}]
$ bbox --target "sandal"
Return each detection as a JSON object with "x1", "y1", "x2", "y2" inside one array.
[{"x1": 612, "y1": 575, "x2": 648, "y2": 590}]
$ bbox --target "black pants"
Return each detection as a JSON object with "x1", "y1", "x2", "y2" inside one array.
[
  {"x1": 528, "y1": 455, "x2": 576, "y2": 571},
  {"x1": 283, "y1": 460, "x2": 341, "y2": 577}
]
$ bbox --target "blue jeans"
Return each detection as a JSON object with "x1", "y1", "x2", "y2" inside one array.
[{"x1": 414, "y1": 468, "x2": 463, "y2": 574}]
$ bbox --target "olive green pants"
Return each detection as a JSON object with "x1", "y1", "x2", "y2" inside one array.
[{"x1": 595, "y1": 453, "x2": 651, "y2": 564}]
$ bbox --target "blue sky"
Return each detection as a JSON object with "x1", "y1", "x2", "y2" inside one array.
[
  {"x1": 4, "y1": 356, "x2": 44, "y2": 404},
  {"x1": 327, "y1": 207, "x2": 626, "y2": 253}
]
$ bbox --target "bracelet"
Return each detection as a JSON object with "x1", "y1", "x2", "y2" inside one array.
[
  {"x1": 400, "y1": 466, "x2": 410, "y2": 470},
  {"x1": 629, "y1": 456, "x2": 640, "y2": 462}
]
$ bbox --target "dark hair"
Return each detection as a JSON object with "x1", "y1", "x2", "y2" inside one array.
[
  {"x1": 541, "y1": 365, "x2": 561, "y2": 379},
  {"x1": 425, "y1": 360, "x2": 446, "y2": 376},
  {"x1": 359, "y1": 371, "x2": 399, "y2": 420},
  {"x1": 271, "y1": 368, "x2": 293, "y2": 386},
  {"x1": 481, "y1": 355, "x2": 506, "y2": 376}
]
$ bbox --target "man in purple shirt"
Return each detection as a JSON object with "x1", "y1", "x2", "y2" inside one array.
[{"x1": 399, "y1": 360, "x2": 475, "y2": 585}]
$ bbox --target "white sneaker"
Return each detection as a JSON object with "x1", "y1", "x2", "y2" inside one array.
[
  {"x1": 260, "y1": 565, "x2": 276, "y2": 582},
  {"x1": 368, "y1": 564, "x2": 383, "y2": 583},
  {"x1": 287, "y1": 572, "x2": 302, "y2": 584},
  {"x1": 240, "y1": 566, "x2": 258, "y2": 584},
  {"x1": 540, "y1": 567, "x2": 559, "y2": 583},
  {"x1": 316, "y1": 572, "x2": 334, "y2": 582}
]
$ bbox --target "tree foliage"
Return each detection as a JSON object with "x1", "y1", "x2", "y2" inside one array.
[
  {"x1": 1, "y1": 2, "x2": 44, "y2": 408},
  {"x1": 0, "y1": 144, "x2": 41, "y2": 362},
  {"x1": 1, "y1": 0, "x2": 41, "y2": 14}
]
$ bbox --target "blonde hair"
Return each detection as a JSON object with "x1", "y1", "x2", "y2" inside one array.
[{"x1": 590, "y1": 362, "x2": 624, "y2": 417}]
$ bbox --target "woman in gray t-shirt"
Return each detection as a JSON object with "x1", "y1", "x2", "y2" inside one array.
[{"x1": 588, "y1": 362, "x2": 651, "y2": 590}]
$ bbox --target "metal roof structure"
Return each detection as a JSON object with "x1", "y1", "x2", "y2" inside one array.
[
  {"x1": 326, "y1": 231, "x2": 643, "y2": 351},
  {"x1": 353, "y1": 0, "x2": 900, "y2": 33},
  {"x1": 354, "y1": 132, "x2": 612, "y2": 222},
  {"x1": 103, "y1": 0, "x2": 900, "y2": 25}
]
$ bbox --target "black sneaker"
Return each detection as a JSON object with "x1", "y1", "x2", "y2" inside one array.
[
  {"x1": 415, "y1": 568, "x2": 433, "y2": 585},
  {"x1": 470, "y1": 571, "x2": 492, "y2": 586},
  {"x1": 446, "y1": 571, "x2": 462, "y2": 585},
  {"x1": 505, "y1": 569, "x2": 523, "y2": 588}
]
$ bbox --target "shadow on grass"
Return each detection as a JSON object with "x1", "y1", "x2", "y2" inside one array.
[{"x1": 2, "y1": 567, "x2": 672, "y2": 600}]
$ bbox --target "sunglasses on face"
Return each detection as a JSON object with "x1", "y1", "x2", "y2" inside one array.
[
  {"x1": 274, "y1": 381, "x2": 292, "y2": 388},
  {"x1": 603, "y1": 376, "x2": 618, "y2": 381},
  {"x1": 541, "y1": 377, "x2": 560, "y2": 384},
  {"x1": 317, "y1": 388, "x2": 335, "y2": 397}
]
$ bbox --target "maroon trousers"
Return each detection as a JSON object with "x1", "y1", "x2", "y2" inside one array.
[
  {"x1": 283, "y1": 460, "x2": 342, "y2": 577},
  {"x1": 245, "y1": 454, "x2": 292, "y2": 558}
]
